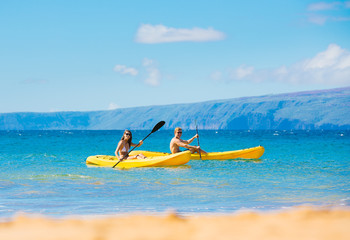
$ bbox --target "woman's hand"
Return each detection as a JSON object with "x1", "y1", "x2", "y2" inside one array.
[{"x1": 138, "y1": 140, "x2": 143, "y2": 146}]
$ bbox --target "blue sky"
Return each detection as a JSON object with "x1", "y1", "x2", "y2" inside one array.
[{"x1": 0, "y1": 0, "x2": 349, "y2": 113}]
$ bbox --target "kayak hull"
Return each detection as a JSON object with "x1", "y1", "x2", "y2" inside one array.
[
  {"x1": 86, "y1": 151, "x2": 191, "y2": 168},
  {"x1": 131, "y1": 146, "x2": 265, "y2": 160}
]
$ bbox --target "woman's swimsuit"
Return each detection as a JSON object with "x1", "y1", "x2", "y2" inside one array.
[
  {"x1": 122, "y1": 145, "x2": 127, "y2": 152},
  {"x1": 120, "y1": 143, "x2": 129, "y2": 157}
]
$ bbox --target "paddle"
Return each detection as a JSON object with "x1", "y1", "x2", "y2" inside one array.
[
  {"x1": 112, "y1": 121, "x2": 165, "y2": 168},
  {"x1": 195, "y1": 120, "x2": 202, "y2": 160}
]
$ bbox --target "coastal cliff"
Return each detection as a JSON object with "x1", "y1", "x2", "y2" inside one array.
[{"x1": 1, "y1": 87, "x2": 349, "y2": 130}]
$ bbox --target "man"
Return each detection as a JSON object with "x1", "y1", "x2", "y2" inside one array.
[{"x1": 170, "y1": 127, "x2": 207, "y2": 154}]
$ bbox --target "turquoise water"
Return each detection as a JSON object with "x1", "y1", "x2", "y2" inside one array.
[{"x1": 0, "y1": 130, "x2": 349, "y2": 218}]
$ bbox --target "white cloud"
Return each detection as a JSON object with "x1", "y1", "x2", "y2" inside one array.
[
  {"x1": 231, "y1": 65, "x2": 255, "y2": 79},
  {"x1": 308, "y1": 2, "x2": 341, "y2": 11},
  {"x1": 307, "y1": 1, "x2": 350, "y2": 24},
  {"x1": 108, "y1": 102, "x2": 120, "y2": 110},
  {"x1": 49, "y1": 108, "x2": 61, "y2": 112},
  {"x1": 113, "y1": 65, "x2": 138, "y2": 76},
  {"x1": 307, "y1": 14, "x2": 329, "y2": 25},
  {"x1": 20, "y1": 79, "x2": 48, "y2": 85},
  {"x1": 336, "y1": 55, "x2": 350, "y2": 69},
  {"x1": 308, "y1": 14, "x2": 350, "y2": 25},
  {"x1": 210, "y1": 71, "x2": 223, "y2": 81},
  {"x1": 113, "y1": 59, "x2": 161, "y2": 87},
  {"x1": 135, "y1": 24, "x2": 226, "y2": 44},
  {"x1": 303, "y1": 44, "x2": 344, "y2": 69},
  {"x1": 227, "y1": 44, "x2": 350, "y2": 85},
  {"x1": 142, "y1": 58, "x2": 161, "y2": 86}
]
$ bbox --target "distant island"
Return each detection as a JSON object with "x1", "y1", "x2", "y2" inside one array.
[{"x1": 1, "y1": 87, "x2": 349, "y2": 130}]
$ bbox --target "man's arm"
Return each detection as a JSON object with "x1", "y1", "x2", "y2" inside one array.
[
  {"x1": 186, "y1": 134, "x2": 198, "y2": 144},
  {"x1": 175, "y1": 138, "x2": 199, "y2": 151}
]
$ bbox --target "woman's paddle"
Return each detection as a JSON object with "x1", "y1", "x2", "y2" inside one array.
[
  {"x1": 112, "y1": 121, "x2": 165, "y2": 168},
  {"x1": 195, "y1": 120, "x2": 202, "y2": 160}
]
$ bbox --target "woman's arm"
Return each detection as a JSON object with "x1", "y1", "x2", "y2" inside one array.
[
  {"x1": 131, "y1": 140, "x2": 143, "y2": 147},
  {"x1": 115, "y1": 141, "x2": 122, "y2": 158}
]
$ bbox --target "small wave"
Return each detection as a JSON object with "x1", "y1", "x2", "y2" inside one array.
[
  {"x1": 87, "y1": 181, "x2": 104, "y2": 185},
  {"x1": 339, "y1": 198, "x2": 350, "y2": 206},
  {"x1": 30, "y1": 174, "x2": 93, "y2": 180},
  {"x1": 65, "y1": 174, "x2": 91, "y2": 179},
  {"x1": 60, "y1": 131, "x2": 74, "y2": 135},
  {"x1": 42, "y1": 153, "x2": 57, "y2": 158},
  {"x1": 22, "y1": 153, "x2": 57, "y2": 159}
]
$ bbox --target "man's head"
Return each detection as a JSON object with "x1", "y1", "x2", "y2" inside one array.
[{"x1": 174, "y1": 127, "x2": 182, "y2": 137}]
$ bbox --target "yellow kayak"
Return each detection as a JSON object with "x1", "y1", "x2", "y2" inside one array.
[
  {"x1": 131, "y1": 146, "x2": 265, "y2": 160},
  {"x1": 86, "y1": 151, "x2": 191, "y2": 168}
]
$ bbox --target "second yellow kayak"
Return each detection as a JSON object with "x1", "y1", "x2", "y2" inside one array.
[{"x1": 130, "y1": 146, "x2": 265, "y2": 160}]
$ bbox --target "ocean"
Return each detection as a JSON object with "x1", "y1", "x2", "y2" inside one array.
[{"x1": 0, "y1": 130, "x2": 349, "y2": 219}]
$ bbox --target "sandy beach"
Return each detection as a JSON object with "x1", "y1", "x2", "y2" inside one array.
[{"x1": 1, "y1": 207, "x2": 349, "y2": 240}]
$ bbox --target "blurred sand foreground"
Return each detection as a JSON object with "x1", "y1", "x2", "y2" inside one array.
[{"x1": 1, "y1": 207, "x2": 349, "y2": 240}]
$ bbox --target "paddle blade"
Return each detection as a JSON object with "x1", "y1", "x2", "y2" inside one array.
[{"x1": 151, "y1": 121, "x2": 165, "y2": 133}]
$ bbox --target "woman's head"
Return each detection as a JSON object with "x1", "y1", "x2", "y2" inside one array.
[{"x1": 122, "y1": 130, "x2": 132, "y2": 145}]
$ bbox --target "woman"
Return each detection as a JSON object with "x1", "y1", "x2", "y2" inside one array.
[{"x1": 115, "y1": 130, "x2": 146, "y2": 160}]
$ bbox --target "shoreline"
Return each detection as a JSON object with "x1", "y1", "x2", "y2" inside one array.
[{"x1": 1, "y1": 206, "x2": 349, "y2": 240}]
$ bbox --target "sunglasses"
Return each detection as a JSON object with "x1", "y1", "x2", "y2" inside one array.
[
  {"x1": 177, "y1": 132, "x2": 182, "y2": 134},
  {"x1": 125, "y1": 133, "x2": 131, "y2": 136}
]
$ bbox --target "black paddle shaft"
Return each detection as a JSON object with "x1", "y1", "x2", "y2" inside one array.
[
  {"x1": 195, "y1": 120, "x2": 202, "y2": 160},
  {"x1": 112, "y1": 121, "x2": 165, "y2": 168}
]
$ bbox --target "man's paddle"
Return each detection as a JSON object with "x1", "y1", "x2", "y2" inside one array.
[
  {"x1": 112, "y1": 121, "x2": 165, "y2": 168},
  {"x1": 195, "y1": 120, "x2": 202, "y2": 160}
]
